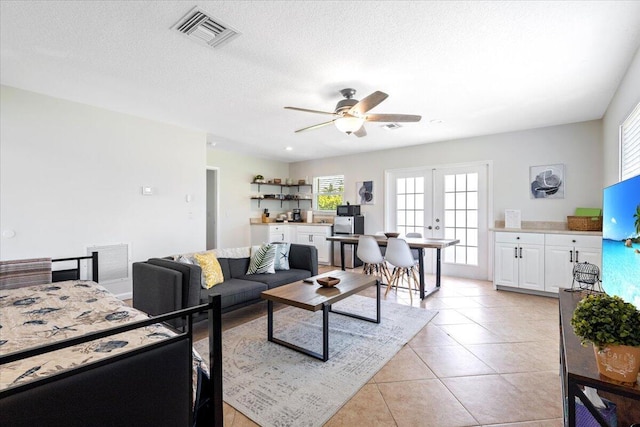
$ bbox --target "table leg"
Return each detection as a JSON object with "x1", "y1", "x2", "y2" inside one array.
[
  {"x1": 267, "y1": 300, "x2": 273, "y2": 341},
  {"x1": 420, "y1": 248, "x2": 441, "y2": 299},
  {"x1": 418, "y1": 248, "x2": 425, "y2": 299},
  {"x1": 329, "y1": 280, "x2": 381, "y2": 324},
  {"x1": 322, "y1": 303, "x2": 329, "y2": 362},
  {"x1": 340, "y1": 242, "x2": 346, "y2": 271},
  {"x1": 436, "y1": 248, "x2": 442, "y2": 287}
]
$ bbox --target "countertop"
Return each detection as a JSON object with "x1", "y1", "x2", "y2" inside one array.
[
  {"x1": 250, "y1": 222, "x2": 333, "y2": 227},
  {"x1": 490, "y1": 227, "x2": 601, "y2": 236}
]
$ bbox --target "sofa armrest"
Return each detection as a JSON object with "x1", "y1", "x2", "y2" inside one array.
[
  {"x1": 288, "y1": 243, "x2": 318, "y2": 276},
  {"x1": 132, "y1": 262, "x2": 183, "y2": 316},
  {"x1": 146, "y1": 258, "x2": 202, "y2": 308}
]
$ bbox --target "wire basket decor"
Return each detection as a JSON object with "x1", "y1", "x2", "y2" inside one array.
[{"x1": 567, "y1": 262, "x2": 603, "y2": 294}]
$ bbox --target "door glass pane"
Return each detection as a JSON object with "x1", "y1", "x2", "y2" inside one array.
[
  {"x1": 445, "y1": 227, "x2": 455, "y2": 239},
  {"x1": 467, "y1": 247, "x2": 478, "y2": 265},
  {"x1": 444, "y1": 175, "x2": 455, "y2": 192},
  {"x1": 455, "y1": 228, "x2": 466, "y2": 245},
  {"x1": 415, "y1": 214, "x2": 424, "y2": 227},
  {"x1": 444, "y1": 246, "x2": 455, "y2": 263},
  {"x1": 444, "y1": 193, "x2": 455, "y2": 209},
  {"x1": 467, "y1": 192, "x2": 478, "y2": 209},
  {"x1": 397, "y1": 194, "x2": 406, "y2": 209},
  {"x1": 406, "y1": 212, "x2": 415, "y2": 226},
  {"x1": 415, "y1": 193, "x2": 424, "y2": 209},
  {"x1": 456, "y1": 192, "x2": 466, "y2": 209},
  {"x1": 467, "y1": 173, "x2": 478, "y2": 191},
  {"x1": 406, "y1": 178, "x2": 415, "y2": 193},
  {"x1": 445, "y1": 210, "x2": 455, "y2": 224},
  {"x1": 467, "y1": 229, "x2": 478, "y2": 246},
  {"x1": 455, "y1": 246, "x2": 466, "y2": 264},
  {"x1": 455, "y1": 174, "x2": 467, "y2": 191},
  {"x1": 397, "y1": 178, "x2": 406, "y2": 193},
  {"x1": 467, "y1": 210, "x2": 478, "y2": 228},
  {"x1": 416, "y1": 177, "x2": 425, "y2": 193}
]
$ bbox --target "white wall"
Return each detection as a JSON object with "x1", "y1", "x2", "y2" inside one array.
[
  {"x1": 290, "y1": 120, "x2": 603, "y2": 234},
  {"x1": 602, "y1": 45, "x2": 640, "y2": 186},
  {"x1": 206, "y1": 148, "x2": 289, "y2": 248},
  {"x1": 0, "y1": 86, "x2": 207, "y2": 298}
]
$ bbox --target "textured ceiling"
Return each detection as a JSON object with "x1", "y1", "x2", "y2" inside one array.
[{"x1": 2, "y1": 1, "x2": 640, "y2": 162}]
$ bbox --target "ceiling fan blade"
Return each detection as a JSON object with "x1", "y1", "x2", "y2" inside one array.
[
  {"x1": 365, "y1": 113, "x2": 422, "y2": 122},
  {"x1": 294, "y1": 120, "x2": 336, "y2": 133},
  {"x1": 353, "y1": 125, "x2": 367, "y2": 138},
  {"x1": 285, "y1": 106, "x2": 338, "y2": 116},
  {"x1": 348, "y1": 91, "x2": 388, "y2": 115}
]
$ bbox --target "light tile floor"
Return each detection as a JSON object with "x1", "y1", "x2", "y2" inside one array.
[{"x1": 213, "y1": 268, "x2": 563, "y2": 426}]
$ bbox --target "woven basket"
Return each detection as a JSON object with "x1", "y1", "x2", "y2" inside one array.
[{"x1": 567, "y1": 216, "x2": 602, "y2": 231}]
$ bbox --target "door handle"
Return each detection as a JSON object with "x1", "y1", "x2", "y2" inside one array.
[
  {"x1": 514, "y1": 247, "x2": 518, "y2": 259},
  {"x1": 569, "y1": 250, "x2": 573, "y2": 263},
  {"x1": 427, "y1": 226, "x2": 433, "y2": 230},
  {"x1": 575, "y1": 250, "x2": 579, "y2": 263},
  {"x1": 519, "y1": 247, "x2": 522, "y2": 258},
  {"x1": 435, "y1": 226, "x2": 440, "y2": 230}
]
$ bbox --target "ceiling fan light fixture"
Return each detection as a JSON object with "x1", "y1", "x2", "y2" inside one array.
[{"x1": 334, "y1": 116, "x2": 365, "y2": 134}]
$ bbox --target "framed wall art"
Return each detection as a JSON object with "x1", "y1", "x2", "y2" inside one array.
[
  {"x1": 356, "y1": 180, "x2": 374, "y2": 205},
  {"x1": 530, "y1": 164, "x2": 564, "y2": 199}
]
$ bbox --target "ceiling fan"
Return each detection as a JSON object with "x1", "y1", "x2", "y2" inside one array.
[{"x1": 284, "y1": 88, "x2": 421, "y2": 137}]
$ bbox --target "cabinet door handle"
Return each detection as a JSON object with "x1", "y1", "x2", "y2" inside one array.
[
  {"x1": 281, "y1": 234, "x2": 284, "y2": 241},
  {"x1": 309, "y1": 235, "x2": 312, "y2": 243},
  {"x1": 519, "y1": 247, "x2": 522, "y2": 259},
  {"x1": 575, "y1": 250, "x2": 579, "y2": 263},
  {"x1": 514, "y1": 247, "x2": 518, "y2": 259},
  {"x1": 569, "y1": 250, "x2": 573, "y2": 263}
]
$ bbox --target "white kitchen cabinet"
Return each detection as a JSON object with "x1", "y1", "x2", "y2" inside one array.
[
  {"x1": 494, "y1": 232, "x2": 545, "y2": 291},
  {"x1": 251, "y1": 224, "x2": 290, "y2": 245},
  {"x1": 295, "y1": 225, "x2": 333, "y2": 265},
  {"x1": 544, "y1": 234, "x2": 602, "y2": 293}
]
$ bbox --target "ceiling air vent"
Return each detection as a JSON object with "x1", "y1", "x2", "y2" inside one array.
[{"x1": 173, "y1": 6, "x2": 240, "y2": 48}]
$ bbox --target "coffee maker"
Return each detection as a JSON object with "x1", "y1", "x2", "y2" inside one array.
[{"x1": 292, "y1": 208, "x2": 302, "y2": 222}]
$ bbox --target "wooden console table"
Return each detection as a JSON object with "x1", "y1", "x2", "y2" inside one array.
[{"x1": 559, "y1": 292, "x2": 640, "y2": 426}]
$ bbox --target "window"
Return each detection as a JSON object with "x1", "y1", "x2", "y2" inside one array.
[
  {"x1": 314, "y1": 175, "x2": 344, "y2": 211},
  {"x1": 620, "y1": 102, "x2": 640, "y2": 181}
]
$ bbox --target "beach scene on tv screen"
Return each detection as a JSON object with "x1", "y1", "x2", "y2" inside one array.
[{"x1": 602, "y1": 174, "x2": 640, "y2": 308}]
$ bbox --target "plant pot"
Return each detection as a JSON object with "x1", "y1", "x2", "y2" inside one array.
[{"x1": 593, "y1": 344, "x2": 640, "y2": 383}]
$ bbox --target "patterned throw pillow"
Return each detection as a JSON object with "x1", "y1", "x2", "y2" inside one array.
[
  {"x1": 194, "y1": 252, "x2": 224, "y2": 289},
  {"x1": 272, "y1": 243, "x2": 291, "y2": 271},
  {"x1": 246, "y1": 244, "x2": 276, "y2": 275}
]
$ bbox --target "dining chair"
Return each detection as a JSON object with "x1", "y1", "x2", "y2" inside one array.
[
  {"x1": 356, "y1": 235, "x2": 391, "y2": 284},
  {"x1": 384, "y1": 237, "x2": 419, "y2": 302}
]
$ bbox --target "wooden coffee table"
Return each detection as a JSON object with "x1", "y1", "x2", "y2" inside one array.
[{"x1": 260, "y1": 270, "x2": 380, "y2": 361}]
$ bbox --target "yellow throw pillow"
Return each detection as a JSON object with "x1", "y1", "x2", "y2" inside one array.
[{"x1": 194, "y1": 252, "x2": 224, "y2": 289}]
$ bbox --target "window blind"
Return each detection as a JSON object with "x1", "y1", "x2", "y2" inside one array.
[{"x1": 620, "y1": 101, "x2": 640, "y2": 181}]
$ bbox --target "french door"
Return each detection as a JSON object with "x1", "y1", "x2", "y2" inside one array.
[{"x1": 385, "y1": 163, "x2": 489, "y2": 280}]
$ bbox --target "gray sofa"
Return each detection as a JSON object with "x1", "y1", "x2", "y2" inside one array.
[{"x1": 132, "y1": 244, "x2": 318, "y2": 321}]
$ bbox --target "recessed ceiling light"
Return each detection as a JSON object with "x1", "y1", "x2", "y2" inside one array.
[
  {"x1": 381, "y1": 123, "x2": 402, "y2": 130},
  {"x1": 285, "y1": 146, "x2": 293, "y2": 151},
  {"x1": 429, "y1": 119, "x2": 444, "y2": 124}
]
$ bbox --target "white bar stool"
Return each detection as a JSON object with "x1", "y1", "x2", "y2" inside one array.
[
  {"x1": 356, "y1": 235, "x2": 391, "y2": 284},
  {"x1": 384, "y1": 237, "x2": 419, "y2": 302}
]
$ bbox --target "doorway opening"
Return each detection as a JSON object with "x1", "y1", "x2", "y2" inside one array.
[{"x1": 206, "y1": 168, "x2": 219, "y2": 250}]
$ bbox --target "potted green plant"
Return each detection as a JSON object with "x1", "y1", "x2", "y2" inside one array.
[
  {"x1": 571, "y1": 293, "x2": 640, "y2": 383},
  {"x1": 253, "y1": 174, "x2": 265, "y2": 183}
]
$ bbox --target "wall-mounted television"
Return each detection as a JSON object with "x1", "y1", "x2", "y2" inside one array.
[{"x1": 601, "y1": 174, "x2": 640, "y2": 308}]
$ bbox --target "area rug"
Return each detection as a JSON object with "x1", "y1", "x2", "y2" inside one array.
[{"x1": 194, "y1": 294, "x2": 437, "y2": 427}]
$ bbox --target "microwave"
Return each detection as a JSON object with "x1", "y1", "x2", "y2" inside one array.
[{"x1": 336, "y1": 204, "x2": 361, "y2": 216}]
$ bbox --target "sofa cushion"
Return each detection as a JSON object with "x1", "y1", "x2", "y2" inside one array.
[
  {"x1": 200, "y1": 278, "x2": 267, "y2": 308},
  {"x1": 194, "y1": 252, "x2": 224, "y2": 288},
  {"x1": 235, "y1": 269, "x2": 311, "y2": 289},
  {"x1": 226, "y1": 258, "x2": 250, "y2": 279},
  {"x1": 247, "y1": 244, "x2": 276, "y2": 275},
  {"x1": 272, "y1": 243, "x2": 291, "y2": 271}
]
